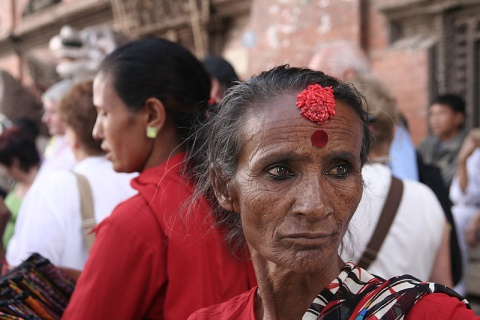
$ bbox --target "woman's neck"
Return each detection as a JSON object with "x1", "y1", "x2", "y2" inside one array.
[
  {"x1": 142, "y1": 128, "x2": 185, "y2": 171},
  {"x1": 251, "y1": 250, "x2": 343, "y2": 320},
  {"x1": 72, "y1": 146, "x2": 93, "y2": 162}
]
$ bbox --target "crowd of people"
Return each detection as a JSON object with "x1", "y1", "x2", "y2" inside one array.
[{"x1": 0, "y1": 31, "x2": 478, "y2": 319}]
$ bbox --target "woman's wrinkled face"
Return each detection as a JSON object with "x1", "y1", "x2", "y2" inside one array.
[
  {"x1": 92, "y1": 72, "x2": 149, "y2": 173},
  {"x1": 229, "y1": 93, "x2": 364, "y2": 273}
]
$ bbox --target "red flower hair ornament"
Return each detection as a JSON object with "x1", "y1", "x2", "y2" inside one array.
[{"x1": 296, "y1": 84, "x2": 336, "y2": 125}]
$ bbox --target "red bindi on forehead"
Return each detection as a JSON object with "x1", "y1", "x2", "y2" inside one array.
[
  {"x1": 311, "y1": 129, "x2": 328, "y2": 148},
  {"x1": 296, "y1": 84, "x2": 336, "y2": 148}
]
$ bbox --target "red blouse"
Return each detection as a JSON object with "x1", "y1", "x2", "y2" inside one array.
[
  {"x1": 63, "y1": 153, "x2": 256, "y2": 319},
  {"x1": 189, "y1": 288, "x2": 479, "y2": 320}
]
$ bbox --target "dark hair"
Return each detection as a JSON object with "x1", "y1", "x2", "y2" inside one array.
[
  {"x1": 430, "y1": 93, "x2": 466, "y2": 115},
  {"x1": 0, "y1": 126, "x2": 40, "y2": 172},
  {"x1": 99, "y1": 37, "x2": 211, "y2": 153},
  {"x1": 192, "y1": 65, "x2": 372, "y2": 253},
  {"x1": 58, "y1": 81, "x2": 103, "y2": 155},
  {"x1": 202, "y1": 55, "x2": 239, "y2": 89},
  {"x1": 12, "y1": 117, "x2": 40, "y2": 140}
]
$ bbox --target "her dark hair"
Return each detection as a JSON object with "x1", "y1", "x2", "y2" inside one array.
[
  {"x1": 12, "y1": 117, "x2": 40, "y2": 140},
  {"x1": 430, "y1": 93, "x2": 465, "y2": 115},
  {"x1": 0, "y1": 126, "x2": 40, "y2": 172},
  {"x1": 202, "y1": 55, "x2": 239, "y2": 89},
  {"x1": 99, "y1": 37, "x2": 211, "y2": 153},
  {"x1": 192, "y1": 65, "x2": 373, "y2": 254}
]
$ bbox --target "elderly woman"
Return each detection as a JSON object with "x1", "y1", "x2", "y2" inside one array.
[{"x1": 189, "y1": 65, "x2": 477, "y2": 319}]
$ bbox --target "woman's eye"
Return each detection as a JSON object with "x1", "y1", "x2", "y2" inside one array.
[
  {"x1": 267, "y1": 165, "x2": 294, "y2": 179},
  {"x1": 327, "y1": 164, "x2": 351, "y2": 178},
  {"x1": 97, "y1": 111, "x2": 107, "y2": 118},
  {"x1": 95, "y1": 108, "x2": 107, "y2": 118}
]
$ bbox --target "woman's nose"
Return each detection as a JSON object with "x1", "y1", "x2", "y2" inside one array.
[
  {"x1": 41, "y1": 112, "x2": 50, "y2": 124},
  {"x1": 92, "y1": 117, "x2": 103, "y2": 140},
  {"x1": 294, "y1": 176, "x2": 333, "y2": 219}
]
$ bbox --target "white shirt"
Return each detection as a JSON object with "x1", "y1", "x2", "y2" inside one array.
[
  {"x1": 38, "y1": 135, "x2": 76, "y2": 176},
  {"x1": 342, "y1": 163, "x2": 445, "y2": 282},
  {"x1": 7, "y1": 156, "x2": 137, "y2": 270},
  {"x1": 449, "y1": 147, "x2": 480, "y2": 295},
  {"x1": 450, "y1": 148, "x2": 480, "y2": 207}
]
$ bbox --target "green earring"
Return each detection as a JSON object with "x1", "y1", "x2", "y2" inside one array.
[{"x1": 146, "y1": 126, "x2": 158, "y2": 139}]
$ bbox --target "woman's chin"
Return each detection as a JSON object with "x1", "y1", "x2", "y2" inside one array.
[
  {"x1": 273, "y1": 249, "x2": 339, "y2": 274},
  {"x1": 111, "y1": 159, "x2": 126, "y2": 173}
]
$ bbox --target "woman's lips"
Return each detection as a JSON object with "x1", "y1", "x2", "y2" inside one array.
[
  {"x1": 282, "y1": 232, "x2": 331, "y2": 247},
  {"x1": 101, "y1": 143, "x2": 112, "y2": 160}
]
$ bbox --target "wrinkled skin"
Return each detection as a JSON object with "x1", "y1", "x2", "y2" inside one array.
[
  {"x1": 221, "y1": 92, "x2": 367, "y2": 319},
  {"x1": 228, "y1": 93, "x2": 365, "y2": 275}
]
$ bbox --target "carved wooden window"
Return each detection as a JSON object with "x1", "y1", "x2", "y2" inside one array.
[
  {"x1": 23, "y1": 0, "x2": 61, "y2": 17},
  {"x1": 381, "y1": 1, "x2": 480, "y2": 129},
  {"x1": 444, "y1": 5, "x2": 480, "y2": 129}
]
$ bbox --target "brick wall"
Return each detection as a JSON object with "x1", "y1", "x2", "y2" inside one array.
[
  {"x1": 368, "y1": 0, "x2": 430, "y2": 144},
  {"x1": 223, "y1": 0, "x2": 429, "y2": 144},
  {"x1": 373, "y1": 48, "x2": 429, "y2": 144},
  {"x1": 0, "y1": 0, "x2": 432, "y2": 143},
  {"x1": 0, "y1": 0, "x2": 46, "y2": 83},
  {"x1": 226, "y1": 0, "x2": 360, "y2": 77}
]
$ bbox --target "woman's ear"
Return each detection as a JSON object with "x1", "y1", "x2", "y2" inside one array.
[
  {"x1": 210, "y1": 78, "x2": 221, "y2": 104},
  {"x1": 210, "y1": 166, "x2": 237, "y2": 212},
  {"x1": 144, "y1": 97, "x2": 167, "y2": 131}
]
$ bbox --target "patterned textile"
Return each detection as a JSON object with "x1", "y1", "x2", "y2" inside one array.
[
  {"x1": 0, "y1": 253, "x2": 75, "y2": 319},
  {"x1": 304, "y1": 261, "x2": 469, "y2": 320}
]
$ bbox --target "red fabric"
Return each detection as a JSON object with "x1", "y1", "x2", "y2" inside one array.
[
  {"x1": 188, "y1": 287, "x2": 257, "y2": 320},
  {"x1": 188, "y1": 290, "x2": 480, "y2": 320},
  {"x1": 63, "y1": 153, "x2": 256, "y2": 320},
  {"x1": 406, "y1": 293, "x2": 480, "y2": 320}
]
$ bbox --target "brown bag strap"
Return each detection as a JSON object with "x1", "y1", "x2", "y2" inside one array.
[
  {"x1": 72, "y1": 171, "x2": 96, "y2": 252},
  {"x1": 358, "y1": 176, "x2": 404, "y2": 270}
]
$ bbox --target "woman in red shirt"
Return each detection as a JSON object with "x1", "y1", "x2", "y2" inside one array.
[
  {"x1": 189, "y1": 65, "x2": 479, "y2": 319},
  {"x1": 62, "y1": 38, "x2": 256, "y2": 320}
]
